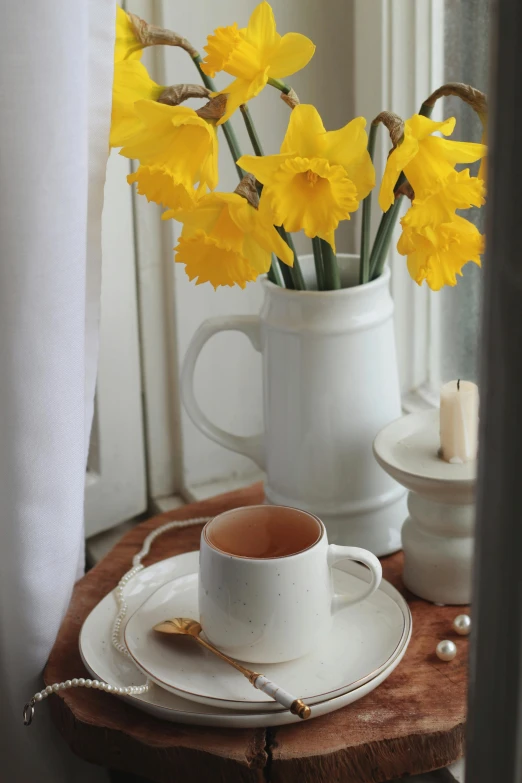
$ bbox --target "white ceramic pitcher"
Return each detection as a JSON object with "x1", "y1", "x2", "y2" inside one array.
[{"x1": 181, "y1": 256, "x2": 406, "y2": 555}]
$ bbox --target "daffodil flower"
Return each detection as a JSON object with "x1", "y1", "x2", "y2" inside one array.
[
  {"x1": 201, "y1": 1, "x2": 315, "y2": 124},
  {"x1": 164, "y1": 192, "x2": 294, "y2": 289},
  {"x1": 398, "y1": 209, "x2": 484, "y2": 290},
  {"x1": 110, "y1": 61, "x2": 163, "y2": 148},
  {"x1": 119, "y1": 100, "x2": 218, "y2": 210},
  {"x1": 379, "y1": 115, "x2": 486, "y2": 213},
  {"x1": 237, "y1": 104, "x2": 375, "y2": 250}
]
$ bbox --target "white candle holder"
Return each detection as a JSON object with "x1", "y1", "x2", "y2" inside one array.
[{"x1": 373, "y1": 410, "x2": 476, "y2": 605}]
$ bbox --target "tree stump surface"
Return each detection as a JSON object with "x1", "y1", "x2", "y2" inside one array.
[{"x1": 45, "y1": 484, "x2": 468, "y2": 783}]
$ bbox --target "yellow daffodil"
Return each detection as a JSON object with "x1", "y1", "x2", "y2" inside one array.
[
  {"x1": 237, "y1": 104, "x2": 375, "y2": 250},
  {"x1": 164, "y1": 192, "x2": 293, "y2": 289},
  {"x1": 110, "y1": 60, "x2": 163, "y2": 148},
  {"x1": 201, "y1": 1, "x2": 315, "y2": 123},
  {"x1": 379, "y1": 115, "x2": 486, "y2": 213},
  {"x1": 402, "y1": 168, "x2": 486, "y2": 226},
  {"x1": 119, "y1": 100, "x2": 218, "y2": 209},
  {"x1": 115, "y1": 5, "x2": 143, "y2": 62},
  {"x1": 398, "y1": 210, "x2": 484, "y2": 290}
]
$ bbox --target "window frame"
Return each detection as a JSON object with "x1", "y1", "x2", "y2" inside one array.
[{"x1": 354, "y1": 0, "x2": 445, "y2": 409}]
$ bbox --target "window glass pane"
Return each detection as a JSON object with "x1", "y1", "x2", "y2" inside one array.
[{"x1": 439, "y1": 0, "x2": 489, "y2": 383}]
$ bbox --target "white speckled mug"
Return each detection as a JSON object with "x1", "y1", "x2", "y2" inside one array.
[{"x1": 199, "y1": 505, "x2": 382, "y2": 664}]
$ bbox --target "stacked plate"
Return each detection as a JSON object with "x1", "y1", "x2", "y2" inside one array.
[{"x1": 80, "y1": 551, "x2": 411, "y2": 727}]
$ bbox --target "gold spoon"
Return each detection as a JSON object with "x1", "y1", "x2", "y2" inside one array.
[{"x1": 153, "y1": 617, "x2": 311, "y2": 719}]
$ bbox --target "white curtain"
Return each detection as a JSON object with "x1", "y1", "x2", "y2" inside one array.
[{"x1": 0, "y1": 2, "x2": 114, "y2": 781}]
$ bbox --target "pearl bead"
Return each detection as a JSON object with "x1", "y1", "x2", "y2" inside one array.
[
  {"x1": 436, "y1": 640, "x2": 457, "y2": 661},
  {"x1": 45, "y1": 685, "x2": 53, "y2": 694},
  {"x1": 78, "y1": 678, "x2": 85, "y2": 686},
  {"x1": 453, "y1": 614, "x2": 471, "y2": 636},
  {"x1": 52, "y1": 683, "x2": 60, "y2": 692},
  {"x1": 65, "y1": 680, "x2": 72, "y2": 688},
  {"x1": 35, "y1": 693, "x2": 43, "y2": 702},
  {"x1": 85, "y1": 679, "x2": 92, "y2": 688},
  {"x1": 72, "y1": 679, "x2": 79, "y2": 687}
]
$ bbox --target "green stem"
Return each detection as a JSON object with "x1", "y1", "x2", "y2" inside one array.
[
  {"x1": 277, "y1": 227, "x2": 306, "y2": 290},
  {"x1": 312, "y1": 237, "x2": 325, "y2": 290},
  {"x1": 274, "y1": 243, "x2": 295, "y2": 288},
  {"x1": 191, "y1": 54, "x2": 244, "y2": 180},
  {"x1": 368, "y1": 102, "x2": 435, "y2": 281},
  {"x1": 359, "y1": 122, "x2": 379, "y2": 285},
  {"x1": 267, "y1": 76, "x2": 291, "y2": 94},
  {"x1": 320, "y1": 239, "x2": 340, "y2": 290},
  {"x1": 268, "y1": 257, "x2": 283, "y2": 286},
  {"x1": 238, "y1": 104, "x2": 304, "y2": 289},
  {"x1": 240, "y1": 104, "x2": 265, "y2": 157}
]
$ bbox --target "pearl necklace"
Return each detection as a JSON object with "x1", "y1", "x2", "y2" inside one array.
[{"x1": 23, "y1": 516, "x2": 210, "y2": 726}]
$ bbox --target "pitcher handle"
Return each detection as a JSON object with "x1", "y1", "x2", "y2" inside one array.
[
  {"x1": 181, "y1": 316, "x2": 265, "y2": 469},
  {"x1": 327, "y1": 545, "x2": 382, "y2": 614}
]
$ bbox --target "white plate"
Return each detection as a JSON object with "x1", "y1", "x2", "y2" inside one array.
[
  {"x1": 124, "y1": 566, "x2": 407, "y2": 711},
  {"x1": 80, "y1": 552, "x2": 411, "y2": 727}
]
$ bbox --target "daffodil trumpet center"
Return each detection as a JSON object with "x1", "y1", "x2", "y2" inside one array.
[{"x1": 305, "y1": 170, "x2": 321, "y2": 186}]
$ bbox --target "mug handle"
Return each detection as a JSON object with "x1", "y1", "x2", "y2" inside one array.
[
  {"x1": 327, "y1": 545, "x2": 382, "y2": 613},
  {"x1": 181, "y1": 315, "x2": 265, "y2": 469}
]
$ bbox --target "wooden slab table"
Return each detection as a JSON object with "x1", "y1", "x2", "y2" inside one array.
[{"x1": 45, "y1": 484, "x2": 468, "y2": 782}]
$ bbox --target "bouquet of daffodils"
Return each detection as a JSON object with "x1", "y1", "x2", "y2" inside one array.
[{"x1": 111, "y1": 2, "x2": 487, "y2": 292}]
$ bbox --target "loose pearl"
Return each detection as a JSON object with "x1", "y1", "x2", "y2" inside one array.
[
  {"x1": 453, "y1": 614, "x2": 471, "y2": 636},
  {"x1": 436, "y1": 640, "x2": 457, "y2": 661}
]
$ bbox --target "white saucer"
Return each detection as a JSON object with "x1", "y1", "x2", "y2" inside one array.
[
  {"x1": 80, "y1": 552, "x2": 412, "y2": 727},
  {"x1": 124, "y1": 566, "x2": 408, "y2": 711}
]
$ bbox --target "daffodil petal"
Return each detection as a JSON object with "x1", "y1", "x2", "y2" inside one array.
[
  {"x1": 242, "y1": 232, "x2": 273, "y2": 274},
  {"x1": 128, "y1": 166, "x2": 196, "y2": 210},
  {"x1": 324, "y1": 117, "x2": 375, "y2": 200},
  {"x1": 255, "y1": 222, "x2": 294, "y2": 266},
  {"x1": 237, "y1": 153, "x2": 293, "y2": 184},
  {"x1": 110, "y1": 61, "x2": 163, "y2": 148},
  {"x1": 280, "y1": 104, "x2": 326, "y2": 157},
  {"x1": 115, "y1": 6, "x2": 143, "y2": 62},
  {"x1": 176, "y1": 234, "x2": 258, "y2": 289},
  {"x1": 318, "y1": 232, "x2": 336, "y2": 254},
  {"x1": 324, "y1": 117, "x2": 367, "y2": 167},
  {"x1": 378, "y1": 130, "x2": 418, "y2": 212},
  {"x1": 426, "y1": 137, "x2": 487, "y2": 166},
  {"x1": 227, "y1": 194, "x2": 294, "y2": 268},
  {"x1": 268, "y1": 32, "x2": 315, "y2": 78},
  {"x1": 406, "y1": 114, "x2": 456, "y2": 141},
  {"x1": 216, "y1": 70, "x2": 269, "y2": 124},
  {"x1": 245, "y1": 1, "x2": 279, "y2": 52}
]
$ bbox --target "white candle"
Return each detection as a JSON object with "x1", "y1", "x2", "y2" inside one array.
[{"x1": 440, "y1": 380, "x2": 479, "y2": 463}]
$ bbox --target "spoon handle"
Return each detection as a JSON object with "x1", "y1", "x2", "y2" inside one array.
[
  {"x1": 194, "y1": 635, "x2": 311, "y2": 719},
  {"x1": 253, "y1": 675, "x2": 311, "y2": 719}
]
